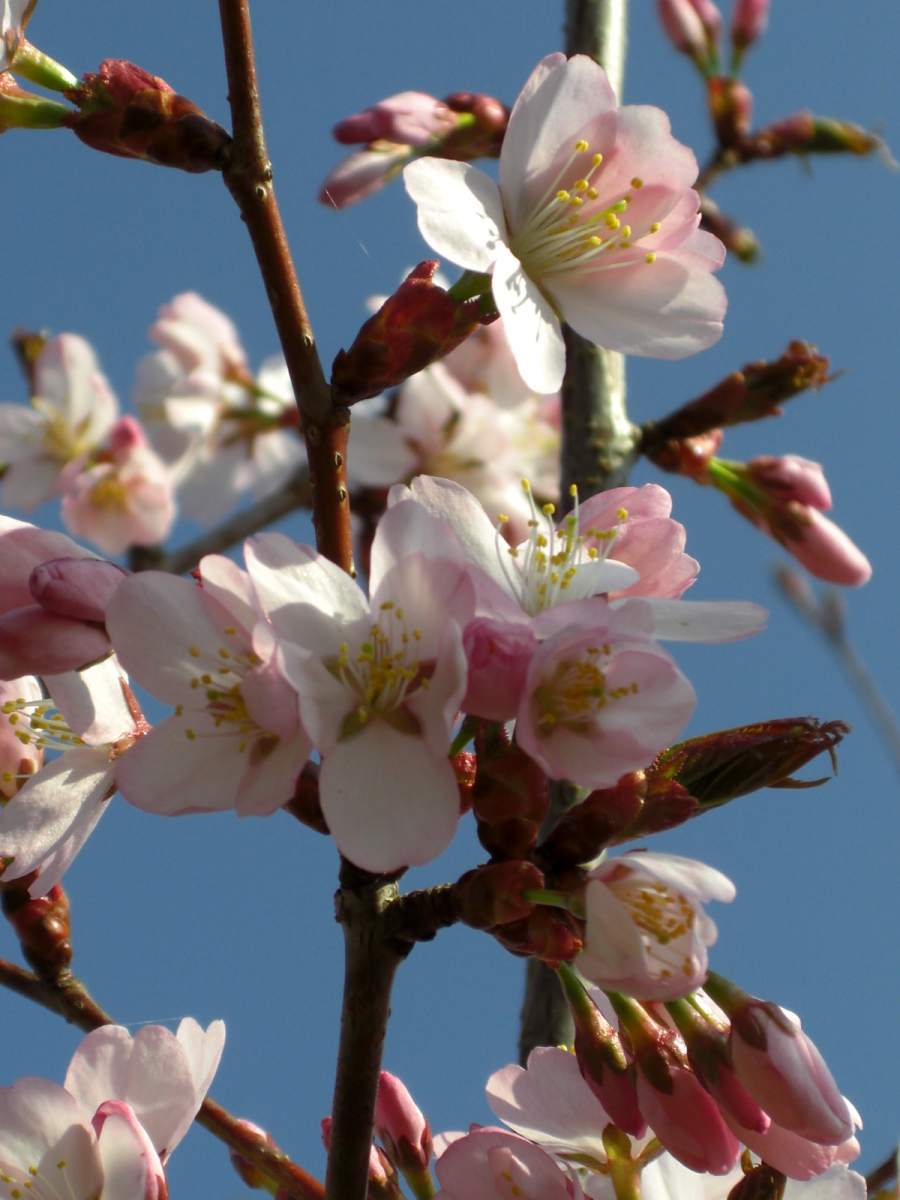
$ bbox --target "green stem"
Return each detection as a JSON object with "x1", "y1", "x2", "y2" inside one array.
[
  {"x1": 0, "y1": 93, "x2": 69, "y2": 130},
  {"x1": 11, "y1": 40, "x2": 78, "y2": 92}
]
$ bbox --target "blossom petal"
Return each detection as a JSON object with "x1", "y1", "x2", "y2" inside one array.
[
  {"x1": 638, "y1": 599, "x2": 768, "y2": 642},
  {"x1": 93, "y1": 1101, "x2": 166, "y2": 1200},
  {"x1": 113, "y1": 715, "x2": 244, "y2": 815},
  {"x1": 492, "y1": 244, "x2": 566, "y2": 394},
  {"x1": 403, "y1": 158, "x2": 508, "y2": 272},
  {"x1": 320, "y1": 723, "x2": 460, "y2": 871},
  {"x1": 0, "y1": 1079, "x2": 102, "y2": 1198}
]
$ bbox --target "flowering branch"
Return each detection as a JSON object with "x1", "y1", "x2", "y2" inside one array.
[
  {"x1": 0, "y1": 955, "x2": 325, "y2": 1199},
  {"x1": 128, "y1": 467, "x2": 312, "y2": 575},
  {"x1": 217, "y1": 0, "x2": 353, "y2": 572},
  {"x1": 519, "y1": 0, "x2": 633, "y2": 1067}
]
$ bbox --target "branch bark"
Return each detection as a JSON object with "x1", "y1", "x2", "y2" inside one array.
[
  {"x1": 519, "y1": 0, "x2": 633, "y2": 1067},
  {"x1": 0, "y1": 957, "x2": 324, "y2": 1199},
  {"x1": 217, "y1": 0, "x2": 353, "y2": 573}
]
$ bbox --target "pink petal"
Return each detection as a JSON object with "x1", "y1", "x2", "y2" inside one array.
[
  {"x1": 113, "y1": 716, "x2": 244, "y2": 815},
  {"x1": 492, "y1": 244, "x2": 566, "y2": 394},
  {"x1": 0, "y1": 607, "x2": 111, "y2": 678},
  {"x1": 93, "y1": 1101, "x2": 167, "y2": 1200},
  {"x1": 0, "y1": 518, "x2": 92, "y2": 611},
  {"x1": 44, "y1": 657, "x2": 135, "y2": 744},
  {"x1": 0, "y1": 1078, "x2": 102, "y2": 1198},
  {"x1": 320, "y1": 723, "x2": 460, "y2": 871},
  {"x1": 403, "y1": 159, "x2": 508, "y2": 273}
]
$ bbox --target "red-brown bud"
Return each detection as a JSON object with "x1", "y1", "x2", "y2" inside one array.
[
  {"x1": 2, "y1": 882, "x2": 72, "y2": 979},
  {"x1": 471, "y1": 724, "x2": 549, "y2": 860},
  {"x1": 283, "y1": 762, "x2": 329, "y2": 834},
  {"x1": 452, "y1": 750, "x2": 476, "y2": 814},
  {"x1": 66, "y1": 59, "x2": 230, "y2": 173},
  {"x1": 539, "y1": 772, "x2": 646, "y2": 868},
  {"x1": 699, "y1": 195, "x2": 759, "y2": 264},
  {"x1": 751, "y1": 112, "x2": 882, "y2": 160},
  {"x1": 708, "y1": 76, "x2": 754, "y2": 149},
  {"x1": 441, "y1": 91, "x2": 509, "y2": 158},
  {"x1": 456, "y1": 861, "x2": 545, "y2": 930},
  {"x1": 493, "y1": 905, "x2": 582, "y2": 965},
  {"x1": 331, "y1": 261, "x2": 496, "y2": 403}
]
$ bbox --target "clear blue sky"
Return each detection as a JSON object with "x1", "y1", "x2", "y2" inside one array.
[{"x1": 1, "y1": 2, "x2": 897, "y2": 1194}]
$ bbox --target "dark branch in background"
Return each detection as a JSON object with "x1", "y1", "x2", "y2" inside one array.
[
  {"x1": 217, "y1": 0, "x2": 353, "y2": 573},
  {"x1": 517, "y1": 0, "x2": 633, "y2": 1068},
  {"x1": 0, "y1": 957, "x2": 325, "y2": 1200},
  {"x1": 128, "y1": 469, "x2": 312, "y2": 574}
]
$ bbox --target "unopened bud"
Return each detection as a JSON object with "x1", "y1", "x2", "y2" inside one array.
[
  {"x1": 451, "y1": 750, "x2": 476, "y2": 814},
  {"x1": 471, "y1": 723, "x2": 549, "y2": 860},
  {"x1": 456, "y1": 861, "x2": 544, "y2": 930},
  {"x1": 657, "y1": 0, "x2": 709, "y2": 60},
  {"x1": 439, "y1": 91, "x2": 509, "y2": 159},
  {"x1": 331, "y1": 261, "x2": 495, "y2": 404},
  {"x1": 493, "y1": 905, "x2": 582, "y2": 965},
  {"x1": 29, "y1": 556, "x2": 127, "y2": 623},
  {"x1": 708, "y1": 76, "x2": 753, "y2": 149},
  {"x1": 752, "y1": 112, "x2": 883, "y2": 161},
  {"x1": 0, "y1": 605, "x2": 112, "y2": 676},
  {"x1": 66, "y1": 59, "x2": 230, "y2": 173},
  {"x1": 2, "y1": 882, "x2": 72, "y2": 979},
  {"x1": 333, "y1": 91, "x2": 456, "y2": 147},
  {"x1": 700, "y1": 195, "x2": 759, "y2": 263},
  {"x1": 746, "y1": 455, "x2": 831, "y2": 510},
  {"x1": 227, "y1": 1119, "x2": 277, "y2": 1190},
  {"x1": 731, "y1": 0, "x2": 770, "y2": 53},
  {"x1": 538, "y1": 772, "x2": 645, "y2": 868},
  {"x1": 645, "y1": 716, "x2": 849, "y2": 808},
  {"x1": 375, "y1": 1072, "x2": 433, "y2": 1175}
]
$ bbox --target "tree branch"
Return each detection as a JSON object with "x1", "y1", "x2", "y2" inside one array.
[
  {"x1": 518, "y1": 0, "x2": 633, "y2": 1067},
  {"x1": 0, "y1": 957, "x2": 324, "y2": 1199},
  {"x1": 217, "y1": 0, "x2": 353, "y2": 573}
]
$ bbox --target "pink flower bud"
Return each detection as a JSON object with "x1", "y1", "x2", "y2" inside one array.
[
  {"x1": 108, "y1": 415, "x2": 148, "y2": 455},
  {"x1": 462, "y1": 618, "x2": 536, "y2": 721},
  {"x1": 747, "y1": 455, "x2": 832, "y2": 510},
  {"x1": 777, "y1": 508, "x2": 872, "y2": 587},
  {"x1": 688, "y1": 0, "x2": 723, "y2": 38},
  {"x1": 30, "y1": 556, "x2": 128, "y2": 623},
  {"x1": 732, "y1": 0, "x2": 770, "y2": 50},
  {"x1": 333, "y1": 91, "x2": 456, "y2": 147},
  {"x1": 657, "y1": 0, "x2": 708, "y2": 56},
  {"x1": 227, "y1": 1119, "x2": 276, "y2": 1190},
  {"x1": 375, "y1": 1071, "x2": 433, "y2": 1172},
  {"x1": 637, "y1": 1063, "x2": 741, "y2": 1174},
  {"x1": 0, "y1": 605, "x2": 111, "y2": 676},
  {"x1": 319, "y1": 145, "x2": 411, "y2": 209}
]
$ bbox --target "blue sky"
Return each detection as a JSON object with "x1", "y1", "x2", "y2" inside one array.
[{"x1": 0, "y1": 2, "x2": 897, "y2": 1195}]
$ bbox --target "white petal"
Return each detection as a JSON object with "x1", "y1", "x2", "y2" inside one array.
[
  {"x1": 403, "y1": 158, "x2": 508, "y2": 272},
  {"x1": 492, "y1": 245, "x2": 565, "y2": 395},
  {"x1": 45, "y1": 656, "x2": 134, "y2": 744},
  {"x1": 638, "y1": 599, "x2": 768, "y2": 642}
]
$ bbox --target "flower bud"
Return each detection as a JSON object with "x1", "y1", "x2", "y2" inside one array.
[
  {"x1": 773, "y1": 508, "x2": 872, "y2": 587},
  {"x1": 538, "y1": 772, "x2": 646, "y2": 868},
  {"x1": 1, "y1": 882, "x2": 72, "y2": 979},
  {"x1": 333, "y1": 91, "x2": 456, "y2": 147},
  {"x1": 708, "y1": 76, "x2": 754, "y2": 149},
  {"x1": 66, "y1": 59, "x2": 230, "y2": 173},
  {"x1": 0, "y1": 605, "x2": 112, "y2": 676},
  {"x1": 227, "y1": 1119, "x2": 277, "y2": 1190},
  {"x1": 331, "y1": 261, "x2": 495, "y2": 404},
  {"x1": 471, "y1": 723, "x2": 549, "y2": 860},
  {"x1": 456, "y1": 861, "x2": 544, "y2": 930},
  {"x1": 732, "y1": 0, "x2": 770, "y2": 53},
  {"x1": 29, "y1": 556, "x2": 128, "y2": 623},
  {"x1": 493, "y1": 905, "x2": 583, "y2": 965},
  {"x1": 462, "y1": 618, "x2": 536, "y2": 722},
  {"x1": 700, "y1": 196, "x2": 760, "y2": 264},
  {"x1": 752, "y1": 113, "x2": 883, "y2": 160},
  {"x1": 375, "y1": 1071, "x2": 433, "y2": 1175},
  {"x1": 705, "y1": 974, "x2": 855, "y2": 1145},
  {"x1": 645, "y1": 717, "x2": 849, "y2": 809},
  {"x1": 451, "y1": 750, "x2": 476, "y2": 814},
  {"x1": 319, "y1": 145, "x2": 413, "y2": 209},
  {"x1": 747, "y1": 455, "x2": 831, "y2": 510},
  {"x1": 657, "y1": 0, "x2": 708, "y2": 59}
]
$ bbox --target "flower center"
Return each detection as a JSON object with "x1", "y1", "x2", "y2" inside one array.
[
  {"x1": 510, "y1": 139, "x2": 663, "y2": 276},
  {"x1": 88, "y1": 473, "x2": 128, "y2": 512},
  {"x1": 0, "y1": 1154, "x2": 88, "y2": 1200},
  {"x1": 1, "y1": 696, "x2": 83, "y2": 759},
  {"x1": 177, "y1": 633, "x2": 276, "y2": 760},
  {"x1": 533, "y1": 643, "x2": 639, "y2": 735},
  {"x1": 331, "y1": 602, "x2": 427, "y2": 737},
  {"x1": 613, "y1": 878, "x2": 697, "y2": 983},
  {"x1": 498, "y1": 481, "x2": 627, "y2": 615}
]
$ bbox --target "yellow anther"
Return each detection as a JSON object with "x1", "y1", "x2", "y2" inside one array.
[
  {"x1": 521, "y1": 479, "x2": 532, "y2": 493},
  {"x1": 592, "y1": 152, "x2": 603, "y2": 165},
  {"x1": 569, "y1": 195, "x2": 584, "y2": 207},
  {"x1": 650, "y1": 221, "x2": 661, "y2": 233},
  {"x1": 631, "y1": 176, "x2": 644, "y2": 188},
  {"x1": 497, "y1": 513, "x2": 510, "y2": 524},
  {"x1": 587, "y1": 186, "x2": 599, "y2": 199},
  {"x1": 223, "y1": 626, "x2": 237, "y2": 635},
  {"x1": 542, "y1": 502, "x2": 556, "y2": 516},
  {"x1": 556, "y1": 190, "x2": 571, "y2": 202},
  {"x1": 569, "y1": 483, "x2": 578, "y2": 498},
  {"x1": 575, "y1": 139, "x2": 589, "y2": 152},
  {"x1": 588, "y1": 235, "x2": 603, "y2": 246},
  {"x1": 645, "y1": 252, "x2": 657, "y2": 264},
  {"x1": 185, "y1": 728, "x2": 196, "y2": 741},
  {"x1": 620, "y1": 225, "x2": 632, "y2": 240},
  {"x1": 605, "y1": 214, "x2": 620, "y2": 230},
  {"x1": 188, "y1": 645, "x2": 200, "y2": 657},
  {"x1": 616, "y1": 507, "x2": 628, "y2": 520},
  {"x1": 574, "y1": 178, "x2": 589, "y2": 191}
]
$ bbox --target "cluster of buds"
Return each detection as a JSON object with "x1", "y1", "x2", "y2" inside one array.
[
  {"x1": 657, "y1": 0, "x2": 768, "y2": 74},
  {"x1": 320, "y1": 88, "x2": 507, "y2": 209},
  {"x1": 1, "y1": 880, "x2": 72, "y2": 979},
  {"x1": 331, "y1": 260, "x2": 497, "y2": 402}
]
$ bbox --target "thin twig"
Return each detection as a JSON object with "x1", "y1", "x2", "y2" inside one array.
[
  {"x1": 217, "y1": 0, "x2": 353, "y2": 573},
  {"x1": 0, "y1": 957, "x2": 325, "y2": 1200},
  {"x1": 518, "y1": 0, "x2": 633, "y2": 1067},
  {"x1": 865, "y1": 1148, "x2": 898, "y2": 1195},
  {"x1": 129, "y1": 469, "x2": 312, "y2": 575}
]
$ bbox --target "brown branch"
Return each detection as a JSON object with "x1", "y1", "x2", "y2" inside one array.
[
  {"x1": 217, "y1": 0, "x2": 353, "y2": 573},
  {"x1": 129, "y1": 469, "x2": 312, "y2": 575},
  {"x1": 865, "y1": 1148, "x2": 898, "y2": 1195},
  {"x1": 0, "y1": 957, "x2": 324, "y2": 1200}
]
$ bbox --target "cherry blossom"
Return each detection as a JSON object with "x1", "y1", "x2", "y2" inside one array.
[
  {"x1": 333, "y1": 91, "x2": 457, "y2": 147},
  {"x1": 134, "y1": 292, "x2": 303, "y2": 523},
  {"x1": 0, "y1": 334, "x2": 118, "y2": 509},
  {"x1": 405, "y1": 54, "x2": 726, "y2": 393},
  {"x1": 60, "y1": 416, "x2": 176, "y2": 555},
  {"x1": 105, "y1": 555, "x2": 308, "y2": 818},
  {"x1": 0, "y1": 674, "x2": 43, "y2": 799},
  {"x1": 578, "y1": 852, "x2": 736, "y2": 1000},
  {"x1": 641, "y1": 1155, "x2": 864, "y2": 1200},
  {"x1": 434, "y1": 1127, "x2": 584, "y2": 1200},
  {"x1": 244, "y1": 506, "x2": 475, "y2": 872}
]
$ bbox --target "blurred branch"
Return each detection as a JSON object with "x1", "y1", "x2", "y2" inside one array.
[
  {"x1": 217, "y1": 0, "x2": 353, "y2": 573},
  {"x1": 0, "y1": 956, "x2": 325, "y2": 1199},
  {"x1": 774, "y1": 568, "x2": 900, "y2": 777},
  {"x1": 866, "y1": 1148, "x2": 899, "y2": 1195},
  {"x1": 129, "y1": 469, "x2": 312, "y2": 575}
]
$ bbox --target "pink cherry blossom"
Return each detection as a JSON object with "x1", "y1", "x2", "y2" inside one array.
[
  {"x1": 443, "y1": 314, "x2": 553, "y2": 409},
  {"x1": 732, "y1": 0, "x2": 769, "y2": 50},
  {"x1": 776, "y1": 509, "x2": 871, "y2": 588},
  {"x1": 0, "y1": 656, "x2": 144, "y2": 895},
  {"x1": 64, "y1": 1019, "x2": 225, "y2": 1162},
  {"x1": 0, "y1": 334, "x2": 118, "y2": 509},
  {"x1": 405, "y1": 54, "x2": 726, "y2": 393},
  {"x1": 375, "y1": 1071, "x2": 432, "y2": 1173},
  {"x1": 434, "y1": 1127, "x2": 583, "y2": 1200},
  {"x1": 746, "y1": 456, "x2": 832, "y2": 510},
  {"x1": 244, "y1": 505, "x2": 475, "y2": 872},
  {"x1": 642, "y1": 1154, "x2": 865, "y2": 1200},
  {"x1": 60, "y1": 416, "x2": 176, "y2": 555},
  {"x1": 721, "y1": 1110, "x2": 861, "y2": 1182},
  {"x1": 0, "y1": 674, "x2": 43, "y2": 798},
  {"x1": 134, "y1": 293, "x2": 303, "y2": 524},
  {"x1": 578, "y1": 852, "x2": 735, "y2": 1000},
  {"x1": 106, "y1": 556, "x2": 309, "y2": 818},
  {"x1": 333, "y1": 91, "x2": 456, "y2": 146}
]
